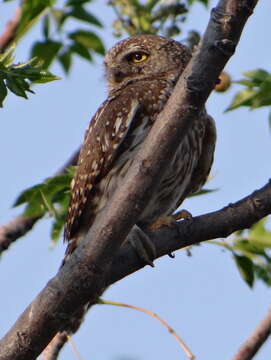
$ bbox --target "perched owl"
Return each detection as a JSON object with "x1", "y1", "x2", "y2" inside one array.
[{"x1": 64, "y1": 34, "x2": 216, "y2": 264}]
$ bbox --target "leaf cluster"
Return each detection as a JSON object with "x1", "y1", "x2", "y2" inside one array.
[
  {"x1": 28, "y1": 0, "x2": 105, "y2": 74},
  {"x1": 4, "y1": 0, "x2": 105, "y2": 75},
  {"x1": 227, "y1": 69, "x2": 271, "y2": 120},
  {"x1": 14, "y1": 168, "x2": 75, "y2": 242},
  {"x1": 109, "y1": 0, "x2": 207, "y2": 38},
  {"x1": 0, "y1": 46, "x2": 59, "y2": 107},
  {"x1": 212, "y1": 218, "x2": 271, "y2": 288}
]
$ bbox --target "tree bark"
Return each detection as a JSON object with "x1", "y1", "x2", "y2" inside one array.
[
  {"x1": 231, "y1": 306, "x2": 271, "y2": 360},
  {"x1": 0, "y1": 0, "x2": 259, "y2": 359}
]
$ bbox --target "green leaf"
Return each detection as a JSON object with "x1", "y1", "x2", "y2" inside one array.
[
  {"x1": 188, "y1": 188, "x2": 217, "y2": 198},
  {"x1": 66, "y1": 0, "x2": 90, "y2": 5},
  {"x1": 234, "y1": 254, "x2": 254, "y2": 287},
  {"x1": 0, "y1": 79, "x2": 8, "y2": 107},
  {"x1": 243, "y1": 69, "x2": 270, "y2": 84},
  {"x1": 58, "y1": 50, "x2": 73, "y2": 74},
  {"x1": 226, "y1": 88, "x2": 256, "y2": 111},
  {"x1": 188, "y1": 0, "x2": 209, "y2": 6},
  {"x1": 43, "y1": 14, "x2": 50, "y2": 39},
  {"x1": 51, "y1": 215, "x2": 65, "y2": 242},
  {"x1": 233, "y1": 238, "x2": 266, "y2": 256},
  {"x1": 0, "y1": 45, "x2": 15, "y2": 67},
  {"x1": 6, "y1": 78, "x2": 28, "y2": 98},
  {"x1": 227, "y1": 68, "x2": 271, "y2": 112},
  {"x1": 31, "y1": 40, "x2": 62, "y2": 68},
  {"x1": 70, "y1": 42, "x2": 92, "y2": 61},
  {"x1": 24, "y1": 196, "x2": 47, "y2": 217},
  {"x1": 69, "y1": 30, "x2": 105, "y2": 55},
  {"x1": 253, "y1": 263, "x2": 271, "y2": 286},
  {"x1": 16, "y1": 0, "x2": 56, "y2": 42},
  {"x1": 248, "y1": 219, "x2": 271, "y2": 248},
  {"x1": 69, "y1": 6, "x2": 103, "y2": 27},
  {"x1": 32, "y1": 70, "x2": 60, "y2": 83},
  {"x1": 14, "y1": 172, "x2": 73, "y2": 226},
  {"x1": 50, "y1": 9, "x2": 66, "y2": 29},
  {"x1": 14, "y1": 184, "x2": 44, "y2": 206}
]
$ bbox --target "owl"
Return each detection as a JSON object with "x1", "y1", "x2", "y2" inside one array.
[{"x1": 64, "y1": 34, "x2": 216, "y2": 265}]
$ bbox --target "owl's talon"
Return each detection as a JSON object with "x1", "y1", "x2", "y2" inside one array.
[
  {"x1": 128, "y1": 225, "x2": 156, "y2": 267},
  {"x1": 147, "y1": 210, "x2": 193, "y2": 232},
  {"x1": 173, "y1": 209, "x2": 193, "y2": 221},
  {"x1": 168, "y1": 252, "x2": 175, "y2": 258}
]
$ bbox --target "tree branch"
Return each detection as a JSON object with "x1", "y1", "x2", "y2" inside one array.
[
  {"x1": 0, "y1": 0, "x2": 259, "y2": 359},
  {"x1": 108, "y1": 181, "x2": 271, "y2": 286},
  {"x1": 0, "y1": 6, "x2": 21, "y2": 52},
  {"x1": 231, "y1": 305, "x2": 271, "y2": 360},
  {"x1": 0, "y1": 149, "x2": 79, "y2": 254},
  {"x1": 41, "y1": 180, "x2": 271, "y2": 360}
]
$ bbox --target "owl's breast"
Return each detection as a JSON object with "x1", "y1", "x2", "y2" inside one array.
[{"x1": 138, "y1": 118, "x2": 205, "y2": 225}]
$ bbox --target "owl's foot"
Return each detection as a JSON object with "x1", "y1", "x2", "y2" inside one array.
[
  {"x1": 128, "y1": 225, "x2": 156, "y2": 267},
  {"x1": 147, "y1": 209, "x2": 193, "y2": 232},
  {"x1": 173, "y1": 209, "x2": 193, "y2": 222},
  {"x1": 147, "y1": 210, "x2": 192, "y2": 259}
]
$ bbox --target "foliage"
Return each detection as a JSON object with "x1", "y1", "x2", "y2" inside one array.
[
  {"x1": 109, "y1": 0, "x2": 206, "y2": 40},
  {"x1": 227, "y1": 69, "x2": 271, "y2": 112},
  {"x1": 14, "y1": 168, "x2": 75, "y2": 242},
  {"x1": 212, "y1": 218, "x2": 271, "y2": 288},
  {"x1": 0, "y1": 45, "x2": 59, "y2": 107},
  {"x1": 2, "y1": 0, "x2": 104, "y2": 76}
]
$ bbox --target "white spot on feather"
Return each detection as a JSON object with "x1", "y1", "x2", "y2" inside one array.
[{"x1": 114, "y1": 117, "x2": 122, "y2": 134}]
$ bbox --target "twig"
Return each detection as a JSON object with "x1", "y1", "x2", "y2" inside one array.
[
  {"x1": 231, "y1": 306, "x2": 271, "y2": 360},
  {"x1": 67, "y1": 336, "x2": 84, "y2": 360},
  {"x1": 98, "y1": 299, "x2": 195, "y2": 360}
]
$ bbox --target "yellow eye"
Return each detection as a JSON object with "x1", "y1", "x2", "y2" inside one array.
[{"x1": 128, "y1": 52, "x2": 148, "y2": 63}]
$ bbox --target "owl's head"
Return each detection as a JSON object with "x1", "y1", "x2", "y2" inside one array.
[{"x1": 104, "y1": 35, "x2": 191, "y2": 93}]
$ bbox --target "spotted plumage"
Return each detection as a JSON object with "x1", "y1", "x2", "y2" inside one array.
[{"x1": 64, "y1": 34, "x2": 216, "y2": 259}]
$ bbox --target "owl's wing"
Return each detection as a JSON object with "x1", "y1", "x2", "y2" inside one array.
[
  {"x1": 184, "y1": 113, "x2": 216, "y2": 198},
  {"x1": 64, "y1": 96, "x2": 139, "y2": 241}
]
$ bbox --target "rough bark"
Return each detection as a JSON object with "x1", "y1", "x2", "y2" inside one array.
[{"x1": 0, "y1": 0, "x2": 260, "y2": 359}]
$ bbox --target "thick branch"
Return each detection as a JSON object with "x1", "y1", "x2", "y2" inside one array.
[
  {"x1": 0, "y1": 150, "x2": 79, "y2": 254},
  {"x1": 0, "y1": 0, "x2": 259, "y2": 359},
  {"x1": 108, "y1": 181, "x2": 271, "y2": 285},
  {"x1": 231, "y1": 305, "x2": 271, "y2": 360}
]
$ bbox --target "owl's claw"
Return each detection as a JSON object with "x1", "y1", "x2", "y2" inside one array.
[
  {"x1": 146, "y1": 210, "x2": 193, "y2": 259},
  {"x1": 147, "y1": 209, "x2": 193, "y2": 232},
  {"x1": 173, "y1": 209, "x2": 193, "y2": 222},
  {"x1": 128, "y1": 225, "x2": 156, "y2": 267}
]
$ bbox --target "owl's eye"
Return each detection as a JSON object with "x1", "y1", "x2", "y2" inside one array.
[{"x1": 127, "y1": 52, "x2": 149, "y2": 63}]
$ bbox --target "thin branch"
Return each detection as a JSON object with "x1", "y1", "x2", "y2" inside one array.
[
  {"x1": 67, "y1": 336, "x2": 84, "y2": 360},
  {"x1": 98, "y1": 299, "x2": 195, "y2": 360},
  {"x1": 0, "y1": 0, "x2": 259, "y2": 359},
  {"x1": 0, "y1": 149, "x2": 79, "y2": 254},
  {"x1": 231, "y1": 306, "x2": 271, "y2": 360},
  {"x1": 0, "y1": 6, "x2": 21, "y2": 52},
  {"x1": 41, "y1": 332, "x2": 68, "y2": 360}
]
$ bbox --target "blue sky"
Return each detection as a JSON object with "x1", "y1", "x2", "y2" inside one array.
[{"x1": 0, "y1": 1, "x2": 271, "y2": 359}]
